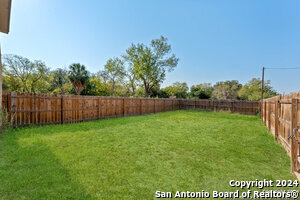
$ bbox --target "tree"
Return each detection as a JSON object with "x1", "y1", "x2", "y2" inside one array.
[
  {"x1": 97, "y1": 70, "x2": 109, "y2": 84},
  {"x1": 81, "y1": 77, "x2": 110, "y2": 96},
  {"x1": 3, "y1": 54, "x2": 50, "y2": 93},
  {"x1": 68, "y1": 63, "x2": 89, "y2": 95},
  {"x1": 103, "y1": 57, "x2": 125, "y2": 96},
  {"x1": 212, "y1": 80, "x2": 242, "y2": 100},
  {"x1": 149, "y1": 86, "x2": 169, "y2": 98},
  {"x1": 2, "y1": 69, "x2": 22, "y2": 92},
  {"x1": 162, "y1": 82, "x2": 189, "y2": 98},
  {"x1": 190, "y1": 83, "x2": 213, "y2": 99},
  {"x1": 50, "y1": 68, "x2": 72, "y2": 94},
  {"x1": 124, "y1": 63, "x2": 138, "y2": 96},
  {"x1": 27, "y1": 60, "x2": 50, "y2": 93},
  {"x1": 124, "y1": 36, "x2": 179, "y2": 97},
  {"x1": 238, "y1": 78, "x2": 277, "y2": 100}
]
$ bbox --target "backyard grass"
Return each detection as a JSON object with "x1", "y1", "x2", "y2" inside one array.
[{"x1": 0, "y1": 110, "x2": 297, "y2": 199}]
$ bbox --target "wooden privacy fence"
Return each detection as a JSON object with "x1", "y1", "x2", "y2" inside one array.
[
  {"x1": 180, "y1": 99, "x2": 259, "y2": 115},
  {"x1": 1, "y1": 91, "x2": 260, "y2": 127},
  {"x1": 262, "y1": 91, "x2": 300, "y2": 173}
]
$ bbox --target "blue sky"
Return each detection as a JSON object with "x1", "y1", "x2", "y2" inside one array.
[{"x1": 1, "y1": 0, "x2": 299, "y2": 94}]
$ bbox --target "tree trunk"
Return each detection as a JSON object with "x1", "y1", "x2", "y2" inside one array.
[
  {"x1": 143, "y1": 81, "x2": 149, "y2": 97},
  {"x1": 131, "y1": 85, "x2": 135, "y2": 96},
  {"x1": 112, "y1": 81, "x2": 115, "y2": 96}
]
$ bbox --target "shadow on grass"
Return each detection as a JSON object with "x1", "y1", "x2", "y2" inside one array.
[
  {"x1": 0, "y1": 137, "x2": 93, "y2": 199},
  {"x1": 10, "y1": 111, "x2": 164, "y2": 137},
  {"x1": 0, "y1": 109, "x2": 297, "y2": 199},
  {"x1": 7, "y1": 110, "x2": 258, "y2": 139}
]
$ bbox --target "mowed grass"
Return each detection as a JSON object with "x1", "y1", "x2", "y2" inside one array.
[{"x1": 0, "y1": 110, "x2": 297, "y2": 199}]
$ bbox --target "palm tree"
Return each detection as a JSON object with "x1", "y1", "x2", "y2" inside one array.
[{"x1": 68, "y1": 63, "x2": 89, "y2": 95}]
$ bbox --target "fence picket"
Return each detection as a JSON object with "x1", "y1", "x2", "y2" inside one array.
[{"x1": 2, "y1": 91, "x2": 260, "y2": 127}]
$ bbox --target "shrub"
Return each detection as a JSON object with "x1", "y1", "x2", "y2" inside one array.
[{"x1": 0, "y1": 109, "x2": 12, "y2": 134}]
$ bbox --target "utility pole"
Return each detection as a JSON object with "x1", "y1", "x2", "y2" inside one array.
[{"x1": 260, "y1": 66, "x2": 265, "y2": 119}]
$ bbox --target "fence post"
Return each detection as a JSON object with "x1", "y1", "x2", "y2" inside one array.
[
  {"x1": 123, "y1": 98, "x2": 125, "y2": 116},
  {"x1": 98, "y1": 97, "x2": 101, "y2": 119},
  {"x1": 275, "y1": 100, "x2": 279, "y2": 141},
  {"x1": 264, "y1": 101, "x2": 267, "y2": 125},
  {"x1": 6, "y1": 93, "x2": 9, "y2": 111},
  {"x1": 11, "y1": 92, "x2": 16, "y2": 127},
  {"x1": 6, "y1": 93, "x2": 11, "y2": 123},
  {"x1": 154, "y1": 99, "x2": 156, "y2": 113},
  {"x1": 32, "y1": 94, "x2": 36, "y2": 124},
  {"x1": 268, "y1": 102, "x2": 271, "y2": 132},
  {"x1": 291, "y1": 98, "x2": 298, "y2": 172},
  {"x1": 140, "y1": 99, "x2": 142, "y2": 115},
  {"x1": 61, "y1": 95, "x2": 64, "y2": 124}
]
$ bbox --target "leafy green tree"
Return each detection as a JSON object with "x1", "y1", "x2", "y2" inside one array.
[
  {"x1": 135, "y1": 86, "x2": 146, "y2": 97},
  {"x1": 149, "y1": 86, "x2": 169, "y2": 98},
  {"x1": 212, "y1": 80, "x2": 242, "y2": 100},
  {"x1": 28, "y1": 60, "x2": 50, "y2": 93},
  {"x1": 68, "y1": 63, "x2": 89, "y2": 95},
  {"x1": 113, "y1": 84, "x2": 129, "y2": 97},
  {"x1": 3, "y1": 54, "x2": 50, "y2": 93},
  {"x1": 190, "y1": 83, "x2": 213, "y2": 99},
  {"x1": 238, "y1": 78, "x2": 277, "y2": 100},
  {"x1": 124, "y1": 63, "x2": 138, "y2": 96},
  {"x1": 3, "y1": 55, "x2": 31, "y2": 92},
  {"x1": 124, "y1": 36, "x2": 179, "y2": 97},
  {"x1": 2, "y1": 72, "x2": 22, "y2": 92},
  {"x1": 81, "y1": 77, "x2": 110, "y2": 96},
  {"x1": 162, "y1": 82, "x2": 189, "y2": 98},
  {"x1": 97, "y1": 70, "x2": 109, "y2": 84},
  {"x1": 50, "y1": 68, "x2": 72, "y2": 94},
  {"x1": 103, "y1": 57, "x2": 125, "y2": 96}
]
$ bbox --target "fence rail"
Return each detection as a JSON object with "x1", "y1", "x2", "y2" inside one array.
[
  {"x1": 262, "y1": 91, "x2": 300, "y2": 173},
  {"x1": 1, "y1": 91, "x2": 260, "y2": 127}
]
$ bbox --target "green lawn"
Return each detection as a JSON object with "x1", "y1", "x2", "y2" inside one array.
[{"x1": 0, "y1": 110, "x2": 297, "y2": 199}]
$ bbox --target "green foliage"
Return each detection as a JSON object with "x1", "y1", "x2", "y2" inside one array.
[
  {"x1": 238, "y1": 78, "x2": 277, "y2": 100},
  {"x1": 0, "y1": 109, "x2": 11, "y2": 134},
  {"x1": 2, "y1": 54, "x2": 279, "y2": 101},
  {"x1": 149, "y1": 86, "x2": 169, "y2": 98},
  {"x1": 0, "y1": 111, "x2": 296, "y2": 199},
  {"x1": 124, "y1": 36, "x2": 179, "y2": 97},
  {"x1": 3, "y1": 54, "x2": 50, "y2": 93},
  {"x1": 68, "y1": 63, "x2": 89, "y2": 95},
  {"x1": 2, "y1": 74, "x2": 22, "y2": 92},
  {"x1": 82, "y1": 77, "x2": 110, "y2": 96},
  {"x1": 103, "y1": 57, "x2": 125, "y2": 96},
  {"x1": 124, "y1": 63, "x2": 138, "y2": 97},
  {"x1": 134, "y1": 87, "x2": 146, "y2": 97},
  {"x1": 190, "y1": 83, "x2": 213, "y2": 99},
  {"x1": 162, "y1": 82, "x2": 189, "y2": 98},
  {"x1": 50, "y1": 68, "x2": 72, "y2": 94},
  {"x1": 212, "y1": 80, "x2": 242, "y2": 100}
]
